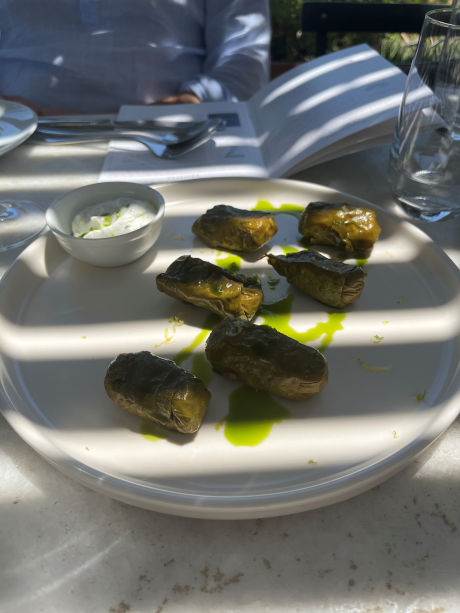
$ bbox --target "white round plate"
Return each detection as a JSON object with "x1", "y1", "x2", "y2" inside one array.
[
  {"x1": 0, "y1": 178, "x2": 458, "y2": 519},
  {"x1": 0, "y1": 100, "x2": 37, "y2": 156}
]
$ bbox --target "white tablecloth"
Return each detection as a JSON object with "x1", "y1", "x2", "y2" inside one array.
[{"x1": 0, "y1": 140, "x2": 459, "y2": 613}]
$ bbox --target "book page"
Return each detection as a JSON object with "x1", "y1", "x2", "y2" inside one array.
[
  {"x1": 248, "y1": 45, "x2": 407, "y2": 177},
  {"x1": 99, "y1": 102, "x2": 268, "y2": 184}
]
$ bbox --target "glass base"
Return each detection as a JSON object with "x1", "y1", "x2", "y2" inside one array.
[
  {"x1": 0, "y1": 200, "x2": 46, "y2": 252},
  {"x1": 393, "y1": 196, "x2": 460, "y2": 223}
]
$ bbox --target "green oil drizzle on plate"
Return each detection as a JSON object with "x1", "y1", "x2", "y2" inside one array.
[
  {"x1": 192, "y1": 353, "x2": 214, "y2": 387},
  {"x1": 297, "y1": 236, "x2": 311, "y2": 250},
  {"x1": 216, "y1": 252, "x2": 241, "y2": 272},
  {"x1": 252, "y1": 199, "x2": 304, "y2": 219},
  {"x1": 140, "y1": 420, "x2": 166, "y2": 442},
  {"x1": 173, "y1": 313, "x2": 219, "y2": 366},
  {"x1": 280, "y1": 245, "x2": 300, "y2": 255},
  {"x1": 223, "y1": 385, "x2": 291, "y2": 447},
  {"x1": 259, "y1": 295, "x2": 346, "y2": 352}
]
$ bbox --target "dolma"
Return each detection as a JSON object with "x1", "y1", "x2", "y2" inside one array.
[
  {"x1": 298, "y1": 202, "x2": 381, "y2": 253},
  {"x1": 192, "y1": 204, "x2": 278, "y2": 252},
  {"x1": 267, "y1": 250, "x2": 365, "y2": 308},
  {"x1": 156, "y1": 255, "x2": 263, "y2": 320},
  {"x1": 205, "y1": 318, "x2": 328, "y2": 400},
  {"x1": 104, "y1": 351, "x2": 210, "y2": 434}
]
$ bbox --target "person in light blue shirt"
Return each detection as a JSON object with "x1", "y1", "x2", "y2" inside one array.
[{"x1": 0, "y1": 0, "x2": 271, "y2": 114}]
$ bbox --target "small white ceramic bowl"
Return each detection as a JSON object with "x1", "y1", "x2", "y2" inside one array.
[{"x1": 46, "y1": 182, "x2": 165, "y2": 267}]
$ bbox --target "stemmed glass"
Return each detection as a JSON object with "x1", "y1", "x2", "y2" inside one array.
[
  {"x1": 0, "y1": 100, "x2": 46, "y2": 251},
  {"x1": 0, "y1": 199, "x2": 46, "y2": 252},
  {"x1": 388, "y1": 7, "x2": 460, "y2": 221}
]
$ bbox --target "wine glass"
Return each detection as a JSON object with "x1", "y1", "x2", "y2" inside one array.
[
  {"x1": 388, "y1": 8, "x2": 460, "y2": 221},
  {"x1": 0, "y1": 199, "x2": 46, "y2": 252},
  {"x1": 0, "y1": 99, "x2": 46, "y2": 251}
]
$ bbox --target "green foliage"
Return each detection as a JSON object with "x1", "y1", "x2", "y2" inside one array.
[
  {"x1": 270, "y1": 0, "x2": 305, "y2": 60},
  {"x1": 269, "y1": 0, "x2": 449, "y2": 65}
]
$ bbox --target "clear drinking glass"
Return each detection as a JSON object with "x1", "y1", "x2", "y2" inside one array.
[
  {"x1": 388, "y1": 8, "x2": 460, "y2": 221},
  {"x1": 0, "y1": 200, "x2": 46, "y2": 252},
  {"x1": 0, "y1": 99, "x2": 45, "y2": 251}
]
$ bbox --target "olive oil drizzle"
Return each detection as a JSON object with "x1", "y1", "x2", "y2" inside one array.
[
  {"x1": 191, "y1": 353, "x2": 214, "y2": 387},
  {"x1": 173, "y1": 313, "x2": 219, "y2": 366},
  {"x1": 252, "y1": 200, "x2": 304, "y2": 219},
  {"x1": 223, "y1": 385, "x2": 291, "y2": 447},
  {"x1": 259, "y1": 295, "x2": 346, "y2": 352},
  {"x1": 216, "y1": 252, "x2": 242, "y2": 272},
  {"x1": 280, "y1": 245, "x2": 300, "y2": 255},
  {"x1": 140, "y1": 420, "x2": 166, "y2": 442}
]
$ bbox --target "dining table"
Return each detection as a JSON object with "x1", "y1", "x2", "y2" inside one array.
[{"x1": 0, "y1": 135, "x2": 459, "y2": 613}]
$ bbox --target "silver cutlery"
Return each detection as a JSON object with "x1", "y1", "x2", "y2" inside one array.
[
  {"x1": 30, "y1": 122, "x2": 219, "y2": 159},
  {"x1": 37, "y1": 115, "x2": 219, "y2": 134}
]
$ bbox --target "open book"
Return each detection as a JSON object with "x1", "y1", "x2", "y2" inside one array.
[{"x1": 99, "y1": 44, "x2": 408, "y2": 184}]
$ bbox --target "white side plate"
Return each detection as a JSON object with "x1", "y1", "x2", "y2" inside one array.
[
  {"x1": 0, "y1": 100, "x2": 37, "y2": 156},
  {"x1": 0, "y1": 178, "x2": 458, "y2": 519}
]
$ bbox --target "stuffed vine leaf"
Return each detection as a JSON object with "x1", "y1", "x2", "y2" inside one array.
[
  {"x1": 104, "y1": 351, "x2": 210, "y2": 434},
  {"x1": 205, "y1": 318, "x2": 328, "y2": 400},
  {"x1": 156, "y1": 255, "x2": 263, "y2": 320},
  {"x1": 298, "y1": 202, "x2": 381, "y2": 253},
  {"x1": 267, "y1": 250, "x2": 365, "y2": 308},
  {"x1": 192, "y1": 204, "x2": 278, "y2": 252}
]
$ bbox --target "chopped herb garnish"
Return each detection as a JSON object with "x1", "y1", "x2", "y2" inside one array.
[
  {"x1": 268, "y1": 278, "x2": 280, "y2": 289},
  {"x1": 211, "y1": 284, "x2": 224, "y2": 296},
  {"x1": 245, "y1": 273, "x2": 261, "y2": 285},
  {"x1": 372, "y1": 335, "x2": 384, "y2": 344},
  {"x1": 415, "y1": 390, "x2": 426, "y2": 403}
]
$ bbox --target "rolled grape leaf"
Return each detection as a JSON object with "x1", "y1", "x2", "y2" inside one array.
[
  {"x1": 298, "y1": 202, "x2": 381, "y2": 253},
  {"x1": 267, "y1": 250, "x2": 365, "y2": 308},
  {"x1": 192, "y1": 204, "x2": 278, "y2": 252},
  {"x1": 156, "y1": 255, "x2": 263, "y2": 320},
  {"x1": 104, "y1": 351, "x2": 210, "y2": 434},
  {"x1": 205, "y1": 318, "x2": 328, "y2": 400}
]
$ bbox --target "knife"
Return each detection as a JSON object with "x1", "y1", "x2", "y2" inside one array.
[{"x1": 37, "y1": 114, "x2": 213, "y2": 131}]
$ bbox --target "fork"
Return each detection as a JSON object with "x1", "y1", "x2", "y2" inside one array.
[{"x1": 31, "y1": 119, "x2": 222, "y2": 159}]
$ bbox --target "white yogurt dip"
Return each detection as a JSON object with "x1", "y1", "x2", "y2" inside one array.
[{"x1": 72, "y1": 198, "x2": 155, "y2": 238}]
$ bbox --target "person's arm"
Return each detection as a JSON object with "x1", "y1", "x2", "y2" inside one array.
[
  {"x1": 179, "y1": 0, "x2": 271, "y2": 102},
  {"x1": 154, "y1": 92, "x2": 201, "y2": 105}
]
